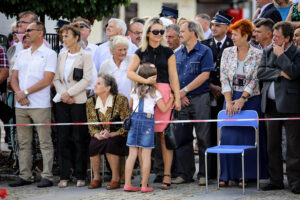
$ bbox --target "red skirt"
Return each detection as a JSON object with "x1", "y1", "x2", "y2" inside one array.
[{"x1": 154, "y1": 83, "x2": 172, "y2": 132}]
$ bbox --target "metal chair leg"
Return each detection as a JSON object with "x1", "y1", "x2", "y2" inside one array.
[
  {"x1": 242, "y1": 152, "x2": 245, "y2": 195},
  {"x1": 257, "y1": 145, "x2": 260, "y2": 190},
  {"x1": 205, "y1": 152, "x2": 208, "y2": 193},
  {"x1": 217, "y1": 153, "x2": 220, "y2": 190}
]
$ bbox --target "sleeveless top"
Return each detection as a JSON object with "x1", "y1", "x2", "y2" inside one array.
[{"x1": 291, "y1": 3, "x2": 300, "y2": 21}]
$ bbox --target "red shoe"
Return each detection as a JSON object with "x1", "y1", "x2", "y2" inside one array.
[
  {"x1": 141, "y1": 186, "x2": 154, "y2": 193},
  {"x1": 123, "y1": 185, "x2": 140, "y2": 192}
]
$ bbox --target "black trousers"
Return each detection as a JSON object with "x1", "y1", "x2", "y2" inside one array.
[
  {"x1": 174, "y1": 93, "x2": 211, "y2": 180},
  {"x1": 265, "y1": 99, "x2": 300, "y2": 190},
  {"x1": 56, "y1": 102, "x2": 90, "y2": 180}
]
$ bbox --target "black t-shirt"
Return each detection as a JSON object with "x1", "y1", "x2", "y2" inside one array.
[{"x1": 135, "y1": 45, "x2": 173, "y2": 83}]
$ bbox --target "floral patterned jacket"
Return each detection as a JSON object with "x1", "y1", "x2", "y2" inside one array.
[
  {"x1": 220, "y1": 45, "x2": 262, "y2": 96},
  {"x1": 86, "y1": 94, "x2": 130, "y2": 137}
]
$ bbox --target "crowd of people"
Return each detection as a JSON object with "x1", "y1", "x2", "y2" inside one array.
[{"x1": 0, "y1": 0, "x2": 300, "y2": 195}]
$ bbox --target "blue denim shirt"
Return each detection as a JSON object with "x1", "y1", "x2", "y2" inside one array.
[{"x1": 175, "y1": 41, "x2": 214, "y2": 95}]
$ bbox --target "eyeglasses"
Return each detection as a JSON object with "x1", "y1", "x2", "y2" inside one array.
[
  {"x1": 25, "y1": 28, "x2": 41, "y2": 32},
  {"x1": 130, "y1": 30, "x2": 143, "y2": 35},
  {"x1": 79, "y1": 23, "x2": 90, "y2": 29},
  {"x1": 12, "y1": 31, "x2": 18, "y2": 34},
  {"x1": 150, "y1": 29, "x2": 165, "y2": 35}
]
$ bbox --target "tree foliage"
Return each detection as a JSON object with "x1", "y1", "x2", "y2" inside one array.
[{"x1": 0, "y1": 0, "x2": 130, "y2": 23}]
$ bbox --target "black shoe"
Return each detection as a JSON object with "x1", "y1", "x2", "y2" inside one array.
[
  {"x1": 261, "y1": 183, "x2": 284, "y2": 191},
  {"x1": 9, "y1": 177, "x2": 32, "y2": 187},
  {"x1": 154, "y1": 175, "x2": 163, "y2": 183},
  {"x1": 292, "y1": 188, "x2": 300, "y2": 194},
  {"x1": 37, "y1": 178, "x2": 53, "y2": 188}
]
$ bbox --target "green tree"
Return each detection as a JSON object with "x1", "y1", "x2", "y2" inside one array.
[{"x1": 0, "y1": 0, "x2": 130, "y2": 23}]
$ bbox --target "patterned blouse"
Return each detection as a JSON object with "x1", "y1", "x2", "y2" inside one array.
[
  {"x1": 86, "y1": 94, "x2": 130, "y2": 137},
  {"x1": 220, "y1": 45, "x2": 262, "y2": 97},
  {"x1": 291, "y1": 3, "x2": 300, "y2": 21}
]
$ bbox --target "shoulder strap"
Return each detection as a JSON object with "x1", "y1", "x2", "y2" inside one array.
[
  {"x1": 93, "y1": 96, "x2": 103, "y2": 130},
  {"x1": 110, "y1": 95, "x2": 117, "y2": 118}
]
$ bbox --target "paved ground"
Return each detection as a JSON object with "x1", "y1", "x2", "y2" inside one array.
[
  {"x1": 1, "y1": 125, "x2": 299, "y2": 200},
  {"x1": 1, "y1": 175, "x2": 299, "y2": 200}
]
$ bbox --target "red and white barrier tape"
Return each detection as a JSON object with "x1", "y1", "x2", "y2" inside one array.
[{"x1": 1, "y1": 117, "x2": 300, "y2": 127}]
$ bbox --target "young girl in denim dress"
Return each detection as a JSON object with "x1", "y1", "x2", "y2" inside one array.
[{"x1": 124, "y1": 63, "x2": 174, "y2": 193}]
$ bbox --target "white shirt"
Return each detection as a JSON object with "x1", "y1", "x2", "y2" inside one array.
[
  {"x1": 85, "y1": 42, "x2": 98, "y2": 57},
  {"x1": 93, "y1": 39, "x2": 138, "y2": 72},
  {"x1": 204, "y1": 29, "x2": 212, "y2": 40},
  {"x1": 95, "y1": 94, "x2": 113, "y2": 115},
  {"x1": 131, "y1": 89, "x2": 162, "y2": 114},
  {"x1": 64, "y1": 52, "x2": 79, "y2": 85},
  {"x1": 13, "y1": 44, "x2": 57, "y2": 108},
  {"x1": 214, "y1": 35, "x2": 227, "y2": 49},
  {"x1": 99, "y1": 55, "x2": 133, "y2": 101}
]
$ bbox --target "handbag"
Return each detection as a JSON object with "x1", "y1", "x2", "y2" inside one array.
[
  {"x1": 0, "y1": 100, "x2": 13, "y2": 124},
  {"x1": 73, "y1": 68, "x2": 83, "y2": 81},
  {"x1": 164, "y1": 110, "x2": 194, "y2": 150},
  {"x1": 124, "y1": 99, "x2": 141, "y2": 131}
]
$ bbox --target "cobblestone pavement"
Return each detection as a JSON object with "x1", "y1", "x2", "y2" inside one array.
[{"x1": 1, "y1": 175, "x2": 299, "y2": 200}]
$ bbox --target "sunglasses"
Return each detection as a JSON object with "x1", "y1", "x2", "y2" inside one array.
[
  {"x1": 79, "y1": 23, "x2": 90, "y2": 29},
  {"x1": 25, "y1": 28, "x2": 41, "y2": 32},
  {"x1": 150, "y1": 29, "x2": 165, "y2": 35},
  {"x1": 12, "y1": 31, "x2": 18, "y2": 34}
]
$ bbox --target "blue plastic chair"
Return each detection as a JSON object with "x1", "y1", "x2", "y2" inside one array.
[{"x1": 205, "y1": 110, "x2": 260, "y2": 194}]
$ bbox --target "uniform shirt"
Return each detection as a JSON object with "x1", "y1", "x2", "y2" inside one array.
[
  {"x1": 93, "y1": 39, "x2": 138, "y2": 72},
  {"x1": 13, "y1": 44, "x2": 57, "y2": 108},
  {"x1": 99, "y1": 55, "x2": 133, "y2": 101},
  {"x1": 175, "y1": 41, "x2": 214, "y2": 95}
]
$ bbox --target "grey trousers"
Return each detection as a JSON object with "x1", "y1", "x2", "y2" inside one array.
[
  {"x1": 16, "y1": 108, "x2": 54, "y2": 181},
  {"x1": 174, "y1": 93, "x2": 211, "y2": 180}
]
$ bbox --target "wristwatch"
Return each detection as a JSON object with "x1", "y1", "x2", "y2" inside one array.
[
  {"x1": 24, "y1": 89, "x2": 29, "y2": 96},
  {"x1": 183, "y1": 87, "x2": 189, "y2": 93},
  {"x1": 241, "y1": 95, "x2": 248, "y2": 102}
]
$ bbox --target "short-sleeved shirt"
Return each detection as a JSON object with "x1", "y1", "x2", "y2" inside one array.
[
  {"x1": 131, "y1": 89, "x2": 162, "y2": 114},
  {"x1": 175, "y1": 41, "x2": 214, "y2": 95},
  {"x1": 135, "y1": 45, "x2": 173, "y2": 83},
  {"x1": 13, "y1": 44, "x2": 57, "y2": 108},
  {"x1": 93, "y1": 40, "x2": 138, "y2": 72},
  {"x1": 0, "y1": 46, "x2": 8, "y2": 68}
]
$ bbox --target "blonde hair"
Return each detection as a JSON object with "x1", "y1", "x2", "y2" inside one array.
[
  {"x1": 198, "y1": 22, "x2": 205, "y2": 41},
  {"x1": 133, "y1": 63, "x2": 157, "y2": 99},
  {"x1": 140, "y1": 17, "x2": 167, "y2": 52}
]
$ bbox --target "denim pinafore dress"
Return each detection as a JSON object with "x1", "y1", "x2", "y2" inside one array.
[{"x1": 126, "y1": 98, "x2": 155, "y2": 148}]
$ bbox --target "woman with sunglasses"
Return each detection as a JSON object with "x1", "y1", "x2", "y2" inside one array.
[{"x1": 127, "y1": 17, "x2": 181, "y2": 190}]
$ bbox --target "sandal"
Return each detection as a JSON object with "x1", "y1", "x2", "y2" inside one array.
[
  {"x1": 106, "y1": 180, "x2": 120, "y2": 190},
  {"x1": 160, "y1": 174, "x2": 171, "y2": 190},
  {"x1": 58, "y1": 180, "x2": 68, "y2": 188},
  {"x1": 77, "y1": 180, "x2": 85, "y2": 187},
  {"x1": 238, "y1": 178, "x2": 248, "y2": 188},
  {"x1": 219, "y1": 180, "x2": 228, "y2": 187}
]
